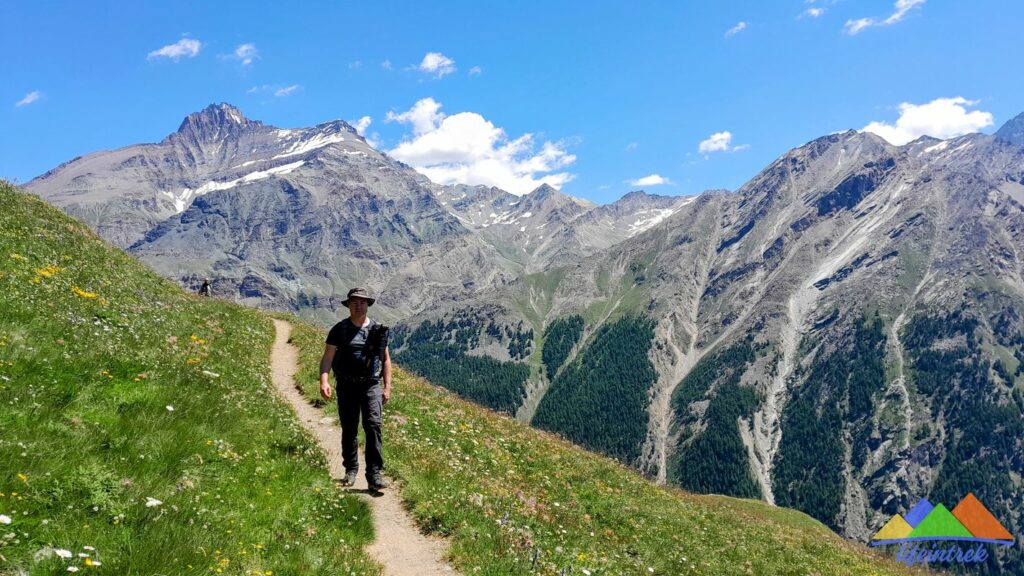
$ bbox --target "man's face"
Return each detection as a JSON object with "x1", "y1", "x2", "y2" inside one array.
[{"x1": 347, "y1": 297, "x2": 369, "y2": 317}]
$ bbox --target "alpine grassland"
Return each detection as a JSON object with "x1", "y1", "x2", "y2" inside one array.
[
  {"x1": 288, "y1": 323, "x2": 919, "y2": 575},
  {"x1": 0, "y1": 181, "x2": 378, "y2": 575}
]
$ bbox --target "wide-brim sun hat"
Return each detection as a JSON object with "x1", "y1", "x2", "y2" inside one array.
[{"x1": 342, "y1": 287, "x2": 375, "y2": 307}]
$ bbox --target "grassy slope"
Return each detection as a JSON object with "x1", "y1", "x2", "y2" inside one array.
[
  {"x1": 289, "y1": 323, "x2": 921, "y2": 576},
  {"x1": 0, "y1": 182, "x2": 379, "y2": 575}
]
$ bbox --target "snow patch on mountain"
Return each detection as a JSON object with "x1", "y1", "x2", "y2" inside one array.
[
  {"x1": 627, "y1": 208, "x2": 678, "y2": 237},
  {"x1": 162, "y1": 160, "x2": 305, "y2": 213},
  {"x1": 272, "y1": 131, "x2": 346, "y2": 159}
]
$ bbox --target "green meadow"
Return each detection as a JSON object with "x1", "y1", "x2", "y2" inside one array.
[{"x1": 0, "y1": 181, "x2": 378, "y2": 575}]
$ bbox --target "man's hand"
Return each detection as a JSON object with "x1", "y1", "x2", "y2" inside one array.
[
  {"x1": 320, "y1": 380, "x2": 332, "y2": 400},
  {"x1": 382, "y1": 386, "x2": 391, "y2": 405}
]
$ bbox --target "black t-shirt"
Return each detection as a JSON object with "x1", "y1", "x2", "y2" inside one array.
[{"x1": 326, "y1": 318, "x2": 378, "y2": 380}]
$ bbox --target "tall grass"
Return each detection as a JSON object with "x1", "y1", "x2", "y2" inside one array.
[{"x1": 0, "y1": 182, "x2": 379, "y2": 575}]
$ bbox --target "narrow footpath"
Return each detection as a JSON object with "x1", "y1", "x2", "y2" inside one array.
[{"x1": 269, "y1": 319, "x2": 457, "y2": 576}]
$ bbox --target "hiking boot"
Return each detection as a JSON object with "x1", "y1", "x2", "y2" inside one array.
[
  {"x1": 367, "y1": 473, "x2": 389, "y2": 491},
  {"x1": 341, "y1": 470, "x2": 358, "y2": 487}
]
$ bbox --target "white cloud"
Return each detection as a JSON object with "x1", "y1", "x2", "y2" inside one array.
[
  {"x1": 725, "y1": 21, "x2": 748, "y2": 38},
  {"x1": 845, "y1": 0, "x2": 925, "y2": 34},
  {"x1": 353, "y1": 116, "x2": 372, "y2": 135},
  {"x1": 381, "y1": 59, "x2": 393, "y2": 70},
  {"x1": 416, "y1": 52, "x2": 456, "y2": 78},
  {"x1": 233, "y1": 43, "x2": 258, "y2": 66},
  {"x1": 386, "y1": 98, "x2": 445, "y2": 136},
  {"x1": 352, "y1": 116, "x2": 381, "y2": 148},
  {"x1": 386, "y1": 97, "x2": 576, "y2": 195},
  {"x1": 148, "y1": 38, "x2": 201, "y2": 61},
  {"x1": 348, "y1": 60, "x2": 362, "y2": 69},
  {"x1": 628, "y1": 174, "x2": 670, "y2": 186},
  {"x1": 274, "y1": 85, "x2": 300, "y2": 97},
  {"x1": 699, "y1": 131, "x2": 734, "y2": 153},
  {"x1": 862, "y1": 97, "x2": 993, "y2": 145},
  {"x1": 801, "y1": 7, "x2": 825, "y2": 18},
  {"x1": 469, "y1": 66, "x2": 483, "y2": 75},
  {"x1": 625, "y1": 142, "x2": 639, "y2": 152},
  {"x1": 15, "y1": 90, "x2": 41, "y2": 108}
]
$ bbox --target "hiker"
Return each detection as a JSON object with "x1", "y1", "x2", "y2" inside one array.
[
  {"x1": 319, "y1": 287, "x2": 392, "y2": 491},
  {"x1": 198, "y1": 278, "x2": 212, "y2": 297}
]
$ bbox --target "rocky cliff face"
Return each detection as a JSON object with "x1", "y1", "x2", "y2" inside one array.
[
  {"x1": 396, "y1": 123, "x2": 1024, "y2": 573},
  {"x1": 27, "y1": 104, "x2": 680, "y2": 323}
]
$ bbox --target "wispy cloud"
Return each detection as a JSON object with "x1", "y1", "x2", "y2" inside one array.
[
  {"x1": 274, "y1": 85, "x2": 301, "y2": 97},
  {"x1": 469, "y1": 66, "x2": 483, "y2": 76},
  {"x1": 381, "y1": 59, "x2": 393, "y2": 71},
  {"x1": 845, "y1": 0, "x2": 925, "y2": 34},
  {"x1": 353, "y1": 116, "x2": 372, "y2": 135},
  {"x1": 232, "y1": 43, "x2": 259, "y2": 66},
  {"x1": 625, "y1": 142, "x2": 639, "y2": 152},
  {"x1": 628, "y1": 174, "x2": 670, "y2": 186},
  {"x1": 147, "y1": 38, "x2": 201, "y2": 61},
  {"x1": 15, "y1": 90, "x2": 41, "y2": 108},
  {"x1": 801, "y1": 7, "x2": 825, "y2": 18},
  {"x1": 725, "y1": 21, "x2": 748, "y2": 38},
  {"x1": 348, "y1": 60, "x2": 362, "y2": 69},
  {"x1": 698, "y1": 131, "x2": 748, "y2": 155},
  {"x1": 351, "y1": 115, "x2": 382, "y2": 148},
  {"x1": 386, "y1": 97, "x2": 576, "y2": 195},
  {"x1": 415, "y1": 52, "x2": 456, "y2": 79},
  {"x1": 862, "y1": 97, "x2": 993, "y2": 145}
]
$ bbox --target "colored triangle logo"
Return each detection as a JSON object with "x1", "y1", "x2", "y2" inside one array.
[
  {"x1": 872, "y1": 514, "x2": 913, "y2": 541},
  {"x1": 903, "y1": 498, "x2": 933, "y2": 528},
  {"x1": 952, "y1": 492, "x2": 1014, "y2": 541},
  {"x1": 908, "y1": 504, "x2": 973, "y2": 539}
]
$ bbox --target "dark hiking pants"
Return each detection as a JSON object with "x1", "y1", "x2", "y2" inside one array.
[{"x1": 337, "y1": 378, "x2": 384, "y2": 479}]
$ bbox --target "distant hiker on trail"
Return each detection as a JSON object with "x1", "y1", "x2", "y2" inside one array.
[
  {"x1": 198, "y1": 278, "x2": 212, "y2": 297},
  {"x1": 319, "y1": 287, "x2": 392, "y2": 491}
]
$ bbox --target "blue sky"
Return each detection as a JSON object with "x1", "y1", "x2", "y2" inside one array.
[{"x1": 2, "y1": 1, "x2": 1022, "y2": 203}]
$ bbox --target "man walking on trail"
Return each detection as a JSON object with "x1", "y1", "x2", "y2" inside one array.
[{"x1": 319, "y1": 287, "x2": 392, "y2": 491}]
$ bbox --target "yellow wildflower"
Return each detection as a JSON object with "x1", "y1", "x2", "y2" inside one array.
[
  {"x1": 72, "y1": 286, "x2": 98, "y2": 299},
  {"x1": 34, "y1": 265, "x2": 61, "y2": 278}
]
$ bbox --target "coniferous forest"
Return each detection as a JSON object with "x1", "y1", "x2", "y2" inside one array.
[
  {"x1": 541, "y1": 314, "x2": 585, "y2": 381},
  {"x1": 392, "y1": 315, "x2": 531, "y2": 414},
  {"x1": 532, "y1": 315, "x2": 656, "y2": 463},
  {"x1": 670, "y1": 340, "x2": 762, "y2": 499},
  {"x1": 772, "y1": 315, "x2": 886, "y2": 531}
]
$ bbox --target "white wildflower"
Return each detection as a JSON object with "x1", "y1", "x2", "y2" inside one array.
[
  {"x1": 55, "y1": 548, "x2": 73, "y2": 558},
  {"x1": 145, "y1": 497, "x2": 162, "y2": 507},
  {"x1": 166, "y1": 405, "x2": 174, "y2": 411},
  {"x1": 0, "y1": 515, "x2": 10, "y2": 525}
]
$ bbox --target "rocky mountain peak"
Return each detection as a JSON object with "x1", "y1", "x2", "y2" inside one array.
[
  {"x1": 528, "y1": 183, "x2": 559, "y2": 199},
  {"x1": 170, "y1": 103, "x2": 261, "y2": 145},
  {"x1": 315, "y1": 118, "x2": 361, "y2": 137},
  {"x1": 613, "y1": 190, "x2": 677, "y2": 209},
  {"x1": 995, "y1": 111, "x2": 1024, "y2": 147}
]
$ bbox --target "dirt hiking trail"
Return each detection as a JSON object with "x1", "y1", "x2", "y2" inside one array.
[{"x1": 270, "y1": 319, "x2": 458, "y2": 576}]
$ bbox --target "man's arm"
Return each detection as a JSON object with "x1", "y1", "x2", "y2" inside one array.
[
  {"x1": 382, "y1": 347, "x2": 392, "y2": 404},
  {"x1": 319, "y1": 345, "x2": 336, "y2": 400}
]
